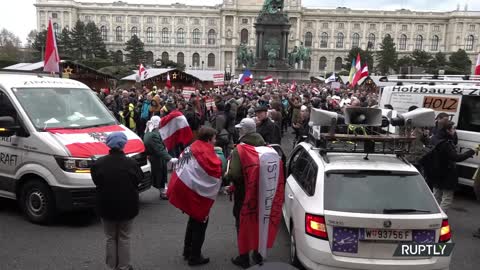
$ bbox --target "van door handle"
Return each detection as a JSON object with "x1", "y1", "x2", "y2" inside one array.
[{"x1": 288, "y1": 194, "x2": 294, "y2": 200}]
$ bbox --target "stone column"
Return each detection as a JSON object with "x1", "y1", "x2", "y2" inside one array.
[
  {"x1": 256, "y1": 31, "x2": 261, "y2": 58},
  {"x1": 280, "y1": 31, "x2": 285, "y2": 59},
  {"x1": 259, "y1": 31, "x2": 264, "y2": 59},
  {"x1": 284, "y1": 32, "x2": 289, "y2": 60}
]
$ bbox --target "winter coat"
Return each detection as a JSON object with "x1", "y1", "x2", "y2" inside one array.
[
  {"x1": 429, "y1": 130, "x2": 473, "y2": 190},
  {"x1": 257, "y1": 118, "x2": 282, "y2": 145},
  {"x1": 226, "y1": 133, "x2": 266, "y2": 218},
  {"x1": 214, "y1": 146, "x2": 227, "y2": 175},
  {"x1": 91, "y1": 150, "x2": 143, "y2": 221},
  {"x1": 143, "y1": 130, "x2": 172, "y2": 189},
  {"x1": 140, "y1": 100, "x2": 151, "y2": 121}
]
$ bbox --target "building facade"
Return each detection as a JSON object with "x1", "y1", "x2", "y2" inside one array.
[{"x1": 35, "y1": 0, "x2": 480, "y2": 75}]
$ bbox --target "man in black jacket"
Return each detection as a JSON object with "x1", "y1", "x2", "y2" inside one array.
[
  {"x1": 91, "y1": 132, "x2": 143, "y2": 270},
  {"x1": 429, "y1": 121, "x2": 475, "y2": 212},
  {"x1": 255, "y1": 106, "x2": 281, "y2": 145}
]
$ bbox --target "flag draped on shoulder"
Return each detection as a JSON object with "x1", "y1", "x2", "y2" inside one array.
[
  {"x1": 167, "y1": 140, "x2": 223, "y2": 222},
  {"x1": 159, "y1": 110, "x2": 193, "y2": 151},
  {"x1": 44, "y1": 19, "x2": 60, "y2": 73},
  {"x1": 236, "y1": 144, "x2": 285, "y2": 258}
]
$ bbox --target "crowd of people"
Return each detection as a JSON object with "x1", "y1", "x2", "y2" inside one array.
[{"x1": 90, "y1": 81, "x2": 479, "y2": 270}]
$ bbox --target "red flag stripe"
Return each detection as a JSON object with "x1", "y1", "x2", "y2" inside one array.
[
  {"x1": 162, "y1": 126, "x2": 193, "y2": 151},
  {"x1": 65, "y1": 139, "x2": 144, "y2": 158},
  {"x1": 160, "y1": 110, "x2": 184, "y2": 127}
]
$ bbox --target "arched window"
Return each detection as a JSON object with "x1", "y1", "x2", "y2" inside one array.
[
  {"x1": 319, "y1": 57, "x2": 327, "y2": 70},
  {"x1": 240, "y1": 29, "x2": 249, "y2": 44},
  {"x1": 320, "y1": 32, "x2": 328, "y2": 48},
  {"x1": 466, "y1": 35, "x2": 474, "y2": 51},
  {"x1": 162, "y1": 52, "x2": 169, "y2": 62},
  {"x1": 115, "y1": 26, "x2": 123, "y2": 42},
  {"x1": 162, "y1": 28, "x2": 169, "y2": 44},
  {"x1": 100, "y1": 26, "x2": 107, "y2": 41},
  {"x1": 431, "y1": 35, "x2": 439, "y2": 51},
  {"x1": 146, "y1": 27, "x2": 153, "y2": 43},
  {"x1": 53, "y1": 23, "x2": 60, "y2": 35},
  {"x1": 415, "y1": 35, "x2": 423, "y2": 50},
  {"x1": 334, "y1": 57, "x2": 343, "y2": 71},
  {"x1": 352, "y1": 33, "x2": 360, "y2": 48},
  {"x1": 192, "y1": 29, "x2": 200, "y2": 45},
  {"x1": 208, "y1": 53, "x2": 215, "y2": 67},
  {"x1": 336, "y1": 33, "x2": 344, "y2": 48},
  {"x1": 177, "y1": 28, "x2": 185, "y2": 44},
  {"x1": 145, "y1": 51, "x2": 154, "y2": 65},
  {"x1": 208, "y1": 29, "x2": 216, "y2": 45},
  {"x1": 131, "y1": 27, "x2": 138, "y2": 37},
  {"x1": 192, "y1": 53, "x2": 200, "y2": 67},
  {"x1": 399, "y1": 34, "x2": 407, "y2": 50},
  {"x1": 177, "y1": 52, "x2": 184, "y2": 65},
  {"x1": 305, "y1": 32, "x2": 313, "y2": 47},
  {"x1": 368, "y1": 33, "x2": 375, "y2": 49}
]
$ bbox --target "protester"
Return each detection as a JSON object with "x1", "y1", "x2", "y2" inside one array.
[
  {"x1": 90, "y1": 132, "x2": 144, "y2": 270},
  {"x1": 227, "y1": 118, "x2": 265, "y2": 268},
  {"x1": 167, "y1": 127, "x2": 223, "y2": 266},
  {"x1": 427, "y1": 121, "x2": 475, "y2": 212},
  {"x1": 143, "y1": 116, "x2": 177, "y2": 200},
  {"x1": 255, "y1": 105, "x2": 281, "y2": 145}
]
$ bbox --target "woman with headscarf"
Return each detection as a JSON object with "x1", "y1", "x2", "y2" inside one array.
[{"x1": 143, "y1": 116, "x2": 178, "y2": 200}]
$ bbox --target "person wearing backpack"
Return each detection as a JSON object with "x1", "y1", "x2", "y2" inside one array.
[{"x1": 428, "y1": 121, "x2": 475, "y2": 212}]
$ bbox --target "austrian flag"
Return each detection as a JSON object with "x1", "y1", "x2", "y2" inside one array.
[
  {"x1": 159, "y1": 110, "x2": 193, "y2": 151},
  {"x1": 47, "y1": 125, "x2": 145, "y2": 158},
  {"x1": 236, "y1": 144, "x2": 285, "y2": 258},
  {"x1": 167, "y1": 140, "x2": 223, "y2": 222}
]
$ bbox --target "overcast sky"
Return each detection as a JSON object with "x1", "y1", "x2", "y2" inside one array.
[{"x1": 1, "y1": 0, "x2": 478, "y2": 45}]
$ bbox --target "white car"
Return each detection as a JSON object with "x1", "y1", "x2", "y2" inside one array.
[{"x1": 283, "y1": 142, "x2": 452, "y2": 270}]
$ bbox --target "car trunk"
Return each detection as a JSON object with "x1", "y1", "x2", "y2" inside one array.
[
  {"x1": 323, "y1": 170, "x2": 443, "y2": 259},
  {"x1": 324, "y1": 211, "x2": 443, "y2": 259}
]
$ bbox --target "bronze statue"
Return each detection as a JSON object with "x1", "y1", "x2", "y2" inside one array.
[
  {"x1": 261, "y1": 0, "x2": 284, "y2": 14},
  {"x1": 267, "y1": 47, "x2": 278, "y2": 67}
]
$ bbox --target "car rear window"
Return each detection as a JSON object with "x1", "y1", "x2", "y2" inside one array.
[{"x1": 324, "y1": 171, "x2": 440, "y2": 214}]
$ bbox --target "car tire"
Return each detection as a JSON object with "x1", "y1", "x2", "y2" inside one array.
[
  {"x1": 20, "y1": 179, "x2": 56, "y2": 224},
  {"x1": 290, "y1": 223, "x2": 303, "y2": 268}
]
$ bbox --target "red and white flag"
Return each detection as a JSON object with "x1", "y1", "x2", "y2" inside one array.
[
  {"x1": 475, "y1": 53, "x2": 480, "y2": 76},
  {"x1": 44, "y1": 19, "x2": 60, "y2": 73},
  {"x1": 312, "y1": 87, "x2": 320, "y2": 95},
  {"x1": 289, "y1": 80, "x2": 297, "y2": 92},
  {"x1": 47, "y1": 125, "x2": 145, "y2": 158},
  {"x1": 236, "y1": 144, "x2": 285, "y2": 258},
  {"x1": 351, "y1": 63, "x2": 369, "y2": 87},
  {"x1": 166, "y1": 73, "x2": 172, "y2": 88},
  {"x1": 167, "y1": 140, "x2": 223, "y2": 222},
  {"x1": 159, "y1": 110, "x2": 193, "y2": 151},
  {"x1": 138, "y1": 64, "x2": 148, "y2": 80},
  {"x1": 263, "y1": 75, "x2": 274, "y2": 84}
]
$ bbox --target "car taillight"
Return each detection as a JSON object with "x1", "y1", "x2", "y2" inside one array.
[
  {"x1": 305, "y1": 214, "x2": 328, "y2": 240},
  {"x1": 439, "y1": 219, "x2": 451, "y2": 243}
]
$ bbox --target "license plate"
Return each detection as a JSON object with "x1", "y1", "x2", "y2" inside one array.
[{"x1": 361, "y1": 229, "x2": 412, "y2": 241}]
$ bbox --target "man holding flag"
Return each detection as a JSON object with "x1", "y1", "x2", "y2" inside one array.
[
  {"x1": 227, "y1": 118, "x2": 284, "y2": 269},
  {"x1": 167, "y1": 127, "x2": 223, "y2": 266}
]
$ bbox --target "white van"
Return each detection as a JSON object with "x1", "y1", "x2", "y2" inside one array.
[
  {"x1": 380, "y1": 84, "x2": 480, "y2": 187},
  {"x1": 0, "y1": 74, "x2": 151, "y2": 224}
]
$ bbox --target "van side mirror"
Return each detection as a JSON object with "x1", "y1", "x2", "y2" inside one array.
[{"x1": 0, "y1": 116, "x2": 20, "y2": 137}]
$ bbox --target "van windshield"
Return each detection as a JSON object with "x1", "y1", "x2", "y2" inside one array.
[
  {"x1": 324, "y1": 171, "x2": 440, "y2": 214},
  {"x1": 13, "y1": 88, "x2": 116, "y2": 130}
]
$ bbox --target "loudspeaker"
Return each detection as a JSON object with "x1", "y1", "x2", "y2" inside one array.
[
  {"x1": 344, "y1": 107, "x2": 383, "y2": 126},
  {"x1": 309, "y1": 108, "x2": 339, "y2": 127},
  {"x1": 391, "y1": 108, "x2": 435, "y2": 127}
]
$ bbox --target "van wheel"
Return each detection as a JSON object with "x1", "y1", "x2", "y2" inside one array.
[
  {"x1": 290, "y1": 223, "x2": 303, "y2": 268},
  {"x1": 20, "y1": 180, "x2": 55, "y2": 224}
]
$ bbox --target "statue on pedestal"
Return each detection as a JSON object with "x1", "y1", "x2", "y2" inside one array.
[
  {"x1": 261, "y1": 0, "x2": 284, "y2": 14},
  {"x1": 267, "y1": 48, "x2": 278, "y2": 67},
  {"x1": 288, "y1": 42, "x2": 311, "y2": 69}
]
